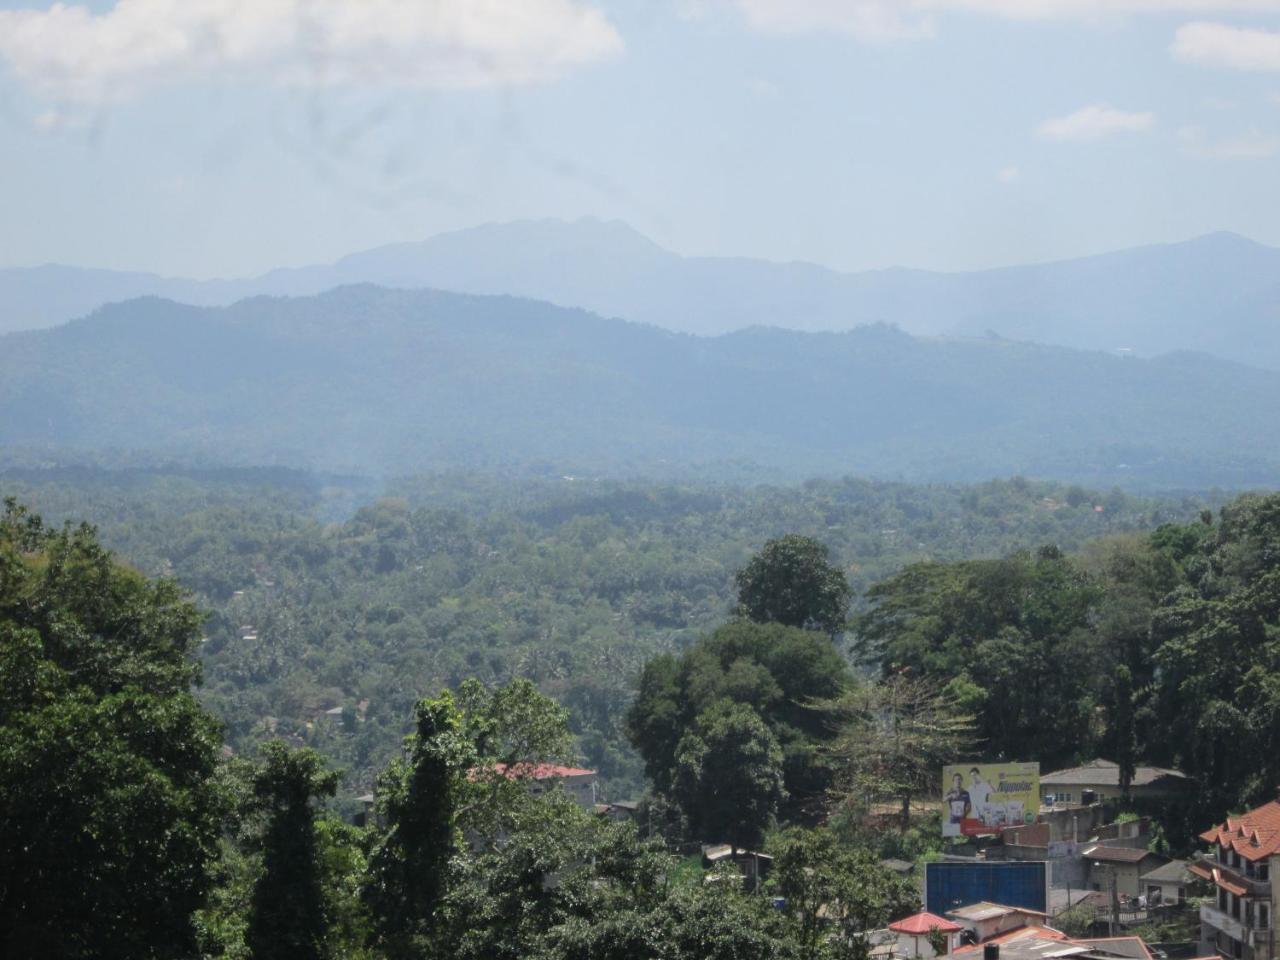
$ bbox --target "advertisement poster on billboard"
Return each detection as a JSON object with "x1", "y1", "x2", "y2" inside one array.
[{"x1": 942, "y1": 762, "x2": 1040, "y2": 837}]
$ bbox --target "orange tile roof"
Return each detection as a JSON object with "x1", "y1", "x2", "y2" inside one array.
[
  {"x1": 1074, "y1": 937, "x2": 1155, "y2": 960},
  {"x1": 889, "y1": 911, "x2": 963, "y2": 935},
  {"x1": 493, "y1": 762, "x2": 596, "y2": 779},
  {"x1": 953, "y1": 926, "x2": 1069, "y2": 954},
  {"x1": 469, "y1": 762, "x2": 597, "y2": 781},
  {"x1": 1199, "y1": 799, "x2": 1280, "y2": 863},
  {"x1": 1188, "y1": 862, "x2": 1248, "y2": 897}
]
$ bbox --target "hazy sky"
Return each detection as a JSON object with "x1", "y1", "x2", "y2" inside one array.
[{"x1": 3, "y1": 0, "x2": 1280, "y2": 278}]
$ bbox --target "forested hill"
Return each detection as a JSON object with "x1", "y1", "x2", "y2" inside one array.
[{"x1": 2, "y1": 284, "x2": 1279, "y2": 487}]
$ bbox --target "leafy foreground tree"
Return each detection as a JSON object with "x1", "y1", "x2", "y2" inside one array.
[
  {"x1": 856, "y1": 545, "x2": 1101, "y2": 769},
  {"x1": 736, "y1": 534, "x2": 852, "y2": 636},
  {"x1": 363, "y1": 692, "x2": 472, "y2": 959},
  {"x1": 244, "y1": 743, "x2": 341, "y2": 960},
  {"x1": 769, "y1": 826, "x2": 920, "y2": 960},
  {"x1": 439, "y1": 794, "x2": 801, "y2": 960},
  {"x1": 1146, "y1": 494, "x2": 1280, "y2": 816},
  {"x1": 627, "y1": 620, "x2": 851, "y2": 825},
  {"x1": 673, "y1": 701, "x2": 787, "y2": 851},
  {"x1": 363, "y1": 678, "x2": 577, "y2": 958},
  {"x1": 0, "y1": 501, "x2": 224, "y2": 960}
]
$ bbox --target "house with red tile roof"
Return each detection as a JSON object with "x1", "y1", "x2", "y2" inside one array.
[
  {"x1": 889, "y1": 911, "x2": 963, "y2": 957},
  {"x1": 1191, "y1": 798, "x2": 1280, "y2": 960},
  {"x1": 472, "y1": 762, "x2": 598, "y2": 808}
]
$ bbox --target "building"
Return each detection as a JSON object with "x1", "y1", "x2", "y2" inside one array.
[
  {"x1": 889, "y1": 911, "x2": 963, "y2": 957},
  {"x1": 1140, "y1": 860, "x2": 1189, "y2": 906},
  {"x1": 488, "y1": 762, "x2": 598, "y2": 809},
  {"x1": 1079, "y1": 845, "x2": 1169, "y2": 900},
  {"x1": 594, "y1": 800, "x2": 639, "y2": 822},
  {"x1": 947, "y1": 914, "x2": 1166, "y2": 960},
  {"x1": 946, "y1": 902, "x2": 1051, "y2": 944},
  {"x1": 1041, "y1": 760, "x2": 1193, "y2": 806},
  {"x1": 702, "y1": 844, "x2": 774, "y2": 886},
  {"x1": 1191, "y1": 798, "x2": 1280, "y2": 960}
]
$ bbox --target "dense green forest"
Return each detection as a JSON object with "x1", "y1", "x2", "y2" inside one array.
[
  {"x1": 0, "y1": 466, "x2": 1207, "y2": 800},
  {"x1": 9, "y1": 468, "x2": 1280, "y2": 958}
]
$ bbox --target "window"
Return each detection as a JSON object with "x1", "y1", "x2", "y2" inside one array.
[
  {"x1": 1220, "y1": 888, "x2": 1229, "y2": 911},
  {"x1": 1260, "y1": 864, "x2": 1270, "y2": 881},
  {"x1": 1260, "y1": 905, "x2": 1270, "y2": 930}
]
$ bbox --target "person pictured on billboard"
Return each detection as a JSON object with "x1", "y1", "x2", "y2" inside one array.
[
  {"x1": 969, "y1": 767, "x2": 993, "y2": 823},
  {"x1": 946, "y1": 772, "x2": 971, "y2": 827}
]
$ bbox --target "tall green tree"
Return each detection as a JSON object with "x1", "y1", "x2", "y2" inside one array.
[
  {"x1": 769, "y1": 826, "x2": 919, "y2": 960},
  {"x1": 857, "y1": 546, "x2": 1101, "y2": 769},
  {"x1": 736, "y1": 534, "x2": 852, "y2": 635},
  {"x1": 244, "y1": 742, "x2": 340, "y2": 960},
  {"x1": 0, "y1": 501, "x2": 224, "y2": 960},
  {"x1": 363, "y1": 691, "x2": 472, "y2": 959},
  {"x1": 673, "y1": 701, "x2": 786, "y2": 850},
  {"x1": 1146, "y1": 496, "x2": 1280, "y2": 816},
  {"x1": 627, "y1": 621, "x2": 850, "y2": 816}
]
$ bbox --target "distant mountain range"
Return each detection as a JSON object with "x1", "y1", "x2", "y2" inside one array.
[
  {"x1": 2, "y1": 285, "x2": 1278, "y2": 487},
  {"x1": 2, "y1": 219, "x2": 1279, "y2": 368}
]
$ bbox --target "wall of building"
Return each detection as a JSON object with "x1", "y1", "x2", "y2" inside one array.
[{"x1": 1089, "y1": 862, "x2": 1144, "y2": 899}]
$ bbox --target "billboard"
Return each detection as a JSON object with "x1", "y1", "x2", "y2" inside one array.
[
  {"x1": 924, "y1": 860, "x2": 1048, "y2": 916},
  {"x1": 942, "y1": 762, "x2": 1039, "y2": 838}
]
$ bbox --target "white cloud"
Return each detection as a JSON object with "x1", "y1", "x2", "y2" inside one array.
[
  {"x1": 733, "y1": 0, "x2": 935, "y2": 42},
  {"x1": 731, "y1": 1, "x2": 1280, "y2": 42},
  {"x1": 1178, "y1": 123, "x2": 1280, "y2": 156},
  {"x1": 1172, "y1": 21, "x2": 1280, "y2": 71},
  {"x1": 997, "y1": 165, "x2": 1021, "y2": 182},
  {"x1": 0, "y1": 0, "x2": 623, "y2": 103},
  {"x1": 1037, "y1": 104, "x2": 1156, "y2": 141}
]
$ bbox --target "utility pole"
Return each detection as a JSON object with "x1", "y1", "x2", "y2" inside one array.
[{"x1": 1109, "y1": 866, "x2": 1120, "y2": 938}]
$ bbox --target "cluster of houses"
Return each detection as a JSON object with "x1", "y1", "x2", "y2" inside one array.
[
  {"x1": 346, "y1": 749, "x2": 1280, "y2": 960},
  {"x1": 880, "y1": 903, "x2": 1183, "y2": 960}
]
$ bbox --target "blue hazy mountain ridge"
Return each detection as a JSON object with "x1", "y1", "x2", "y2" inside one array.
[
  {"x1": 1, "y1": 284, "x2": 1277, "y2": 487},
  {"x1": 2, "y1": 220, "x2": 1278, "y2": 368}
]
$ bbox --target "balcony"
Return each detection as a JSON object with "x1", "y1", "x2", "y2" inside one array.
[
  {"x1": 1196, "y1": 856, "x2": 1274, "y2": 898},
  {"x1": 1203, "y1": 903, "x2": 1247, "y2": 943}
]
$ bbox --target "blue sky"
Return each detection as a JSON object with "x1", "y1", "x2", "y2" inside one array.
[{"x1": 2, "y1": 0, "x2": 1280, "y2": 277}]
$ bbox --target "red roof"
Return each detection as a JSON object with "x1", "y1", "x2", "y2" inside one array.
[
  {"x1": 1200, "y1": 799, "x2": 1280, "y2": 863},
  {"x1": 890, "y1": 912, "x2": 963, "y2": 935},
  {"x1": 1189, "y1": 862, "x2": 1249, "y2": 897},
  {"x1": 490, "y1": 762, "x2": 596, "y2": 780}
]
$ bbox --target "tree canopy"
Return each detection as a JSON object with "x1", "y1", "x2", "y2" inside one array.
[
  {"x1": 736, "y1": 534, "x2": 852, "y2": 635},
  {"x1": 0, "y1": 500, "x2": 224, "y2": 960}
]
